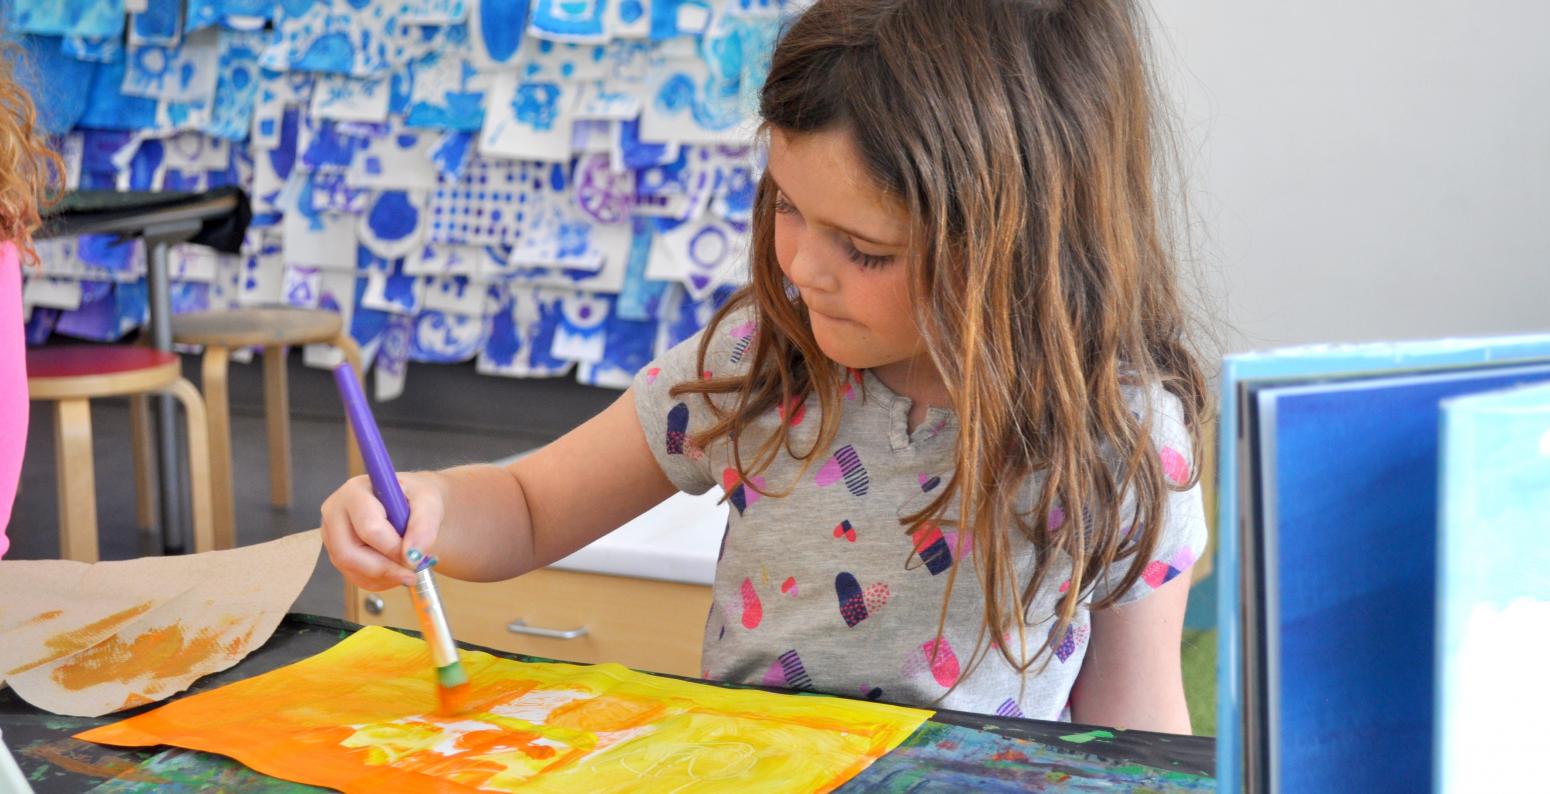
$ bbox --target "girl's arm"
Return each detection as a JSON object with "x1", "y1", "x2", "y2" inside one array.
[
  {"x1": 321, "y1": 387, "x2": 678, "y2": 590},
  {"x1": 1068, "y1": 573, "x2": 1194, "y2": 734}
]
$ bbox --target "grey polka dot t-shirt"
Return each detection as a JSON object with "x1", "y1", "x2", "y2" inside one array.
[{"x1": 632, "y1": 309, "x2": 1207, "y2": 719}]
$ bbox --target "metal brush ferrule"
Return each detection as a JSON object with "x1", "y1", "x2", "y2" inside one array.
[{"x1": 408, "y1": 568, "x2": 459, "y2": 670}]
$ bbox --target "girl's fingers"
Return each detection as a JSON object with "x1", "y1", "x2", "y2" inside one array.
[{"x1": 398, "y1": 475, "x2": 444, "y2": 568}]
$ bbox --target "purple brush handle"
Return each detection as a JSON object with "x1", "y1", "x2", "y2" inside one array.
[{"x1": 332, "y1": 364, "x2": 411, "y2": 537}]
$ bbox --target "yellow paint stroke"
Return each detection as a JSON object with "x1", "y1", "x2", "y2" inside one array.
[
  {"x1": 80, "y1": 626, "x2": 932, "y2": 793},
  {"x1": 7, "y1": 602, "x2": 154, "y2": 676}
]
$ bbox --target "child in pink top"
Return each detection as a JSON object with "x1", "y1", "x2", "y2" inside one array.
[{"x1": 0, "y1": 42, "x2": 65, "y2": 557}]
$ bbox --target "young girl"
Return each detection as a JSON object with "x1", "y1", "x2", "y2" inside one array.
[
  {"x1": 323, "y1": 0, "x2": 1210, "y2": 733},
  {"x1": 0, "y1": 39, "x2": 63, "y2": 556}
]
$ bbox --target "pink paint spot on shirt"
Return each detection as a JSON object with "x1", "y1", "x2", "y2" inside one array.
[
  {"x1": 740, "y1": 578, "x2": 762, "y2": 629},
  {"x1": 922, "y1": 638, "x2": 961, "y2": 688},
  {"x1": 1161, "y1": 446, "x2": 1191, "y2": 485}
]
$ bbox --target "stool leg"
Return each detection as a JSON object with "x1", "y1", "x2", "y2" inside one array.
[
  {"x1": 166, "y1": 378, "x2": 216, "y2": 553},
  {"x1": 54, "y1": 399, "x2": 98, "y2": 562},
  {"x1": 202, "y1": 346, "x2": 236, "y2": 551},
  {"x1": 335, "y1": 333, "x2": 366, "y2": 480},
  {"x1": 128, "y1": 394, "x2": 157, "y2": 531},
  {"x1": 263, "y1": 345, "x2": 292, "y2": 508}
]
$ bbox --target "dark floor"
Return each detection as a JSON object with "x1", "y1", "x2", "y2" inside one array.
[{"x1": 7, "y1": 352, "x2": 617, "y2": 619}]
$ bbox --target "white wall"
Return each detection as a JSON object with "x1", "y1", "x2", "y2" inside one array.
[{"x1": 1149, "y1": 2, "x2": 1550, "y2": 353}]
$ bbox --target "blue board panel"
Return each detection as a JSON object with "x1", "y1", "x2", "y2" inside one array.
[
  {"x1": 1256, "y1": 363, "x2": 1550, "y2": 793},
  {"x1": 1435, "y1": 382, "x2": 1550, "y2": 794},
  {"x1": 1214, "y1": 334, "x2": 1550, "y2": 792}
]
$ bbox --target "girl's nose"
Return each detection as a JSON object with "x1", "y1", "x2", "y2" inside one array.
[{"x1": 785, "y1": 235, "x2": 840, "y2": 295}]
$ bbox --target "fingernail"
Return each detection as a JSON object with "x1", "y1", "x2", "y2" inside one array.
[
  {"x1": 426, "y1": 556, "x2": 439, "y2": 568},
  {"x1": 406, "y1": 548, "x2": 423, "y2": 564}
]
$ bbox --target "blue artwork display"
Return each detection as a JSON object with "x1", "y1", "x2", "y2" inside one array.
[{"x1": 21, "y1": 0, "x2": 807, "y2": 396}]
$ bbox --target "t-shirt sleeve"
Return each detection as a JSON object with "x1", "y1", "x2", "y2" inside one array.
[
  {"x1": 1091, "y1": 386, "x2": 1210, "y2": 606},
  {"x1": 631, "y1": 308, "x2": 757, "y2": 496}
]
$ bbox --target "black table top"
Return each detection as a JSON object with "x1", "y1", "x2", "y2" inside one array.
[{"x1": 1, "y1": 614, "x2": 1214, "y2": 791}]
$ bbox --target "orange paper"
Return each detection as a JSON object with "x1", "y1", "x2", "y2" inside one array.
[
  {"x1": 0, "y1": 530, "x2": 321, "y2": 716},
  {"x1": 80, "y1": 626, "x2": 933, "y2": 793}
]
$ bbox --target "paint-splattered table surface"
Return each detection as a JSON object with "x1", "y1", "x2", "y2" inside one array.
[{"x1": 1, "y1": 614, "x2": 1214, "y2": 792}]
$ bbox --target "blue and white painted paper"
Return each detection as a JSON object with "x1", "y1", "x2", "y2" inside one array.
[
  {"x1": 361, "y1": 260, "x2": 427, "y2": 315},
  {"x1": 647, "y1": 211, "x2": 747, "y2": 300},
  {"x1": 422, "y1": 275, "x2": 489, "y2": 315},
  {"x1": 529, "y1": 0, "x2": 610, "y2": 43},
  {"x1": 468, "y1": 0, "x2": 532, "y2": 67},
  {"x1": 430, "y1": 156, "x2": 535, "y2": 244},
  {"x1": 202, "y1": 29, "x2": 268, "y2": 141},
  {"x1": 311, "y1": 75, "x2": 393, "y2": 122},
  {"x1": 264, "y1": 0, "x2": 410, "y2": 78},
  {"x1": 62, "y1": 35, "x2": 123, "y2": 63},
  {"x1": 6, "y1": 0, "x2": 126, "y2": 39},
  {"x1": 410, "y1": 309, "x2": 487, "y2": 362},
  {"x1": 550, "y1": 290, "x2": 611, "y2": 363},
  {"x1": 403, "y1": 0, "x2": 470, "y2": 24},
  {"x1": 477, "y1": 284, "x2": 575, "y2": 377},
  {"x1": 187, "y1": 0, "x2": 274, "y2": 32},
  {"x1": 348, "y1": 125, "x2": 441, "y2": 189},
  {"x1": 129, "y1": 0, "x2": 182, "y2": 47},
  {"x1": 480, "y1": 73, "x2": 578, "y2": 162},
  {"x1": 358, "y1": 190, "x2": 432, "y2": 258},
  {"x1": 632, "y1": 144, "x2": 712, "y2": 219},
  {"x1": 238, "y1": 230, "x2": 287, "y2": 306},
  {"x1": 405, "y1": 42, "x2": 493, "y2": 131},
  {"x1": 121, "y1": 28, "x2": 221, "y2": 103},
  {"x1": 282, "y1": 179, "x2": 359, "y2": 269},
  {"x1": 576, "y1": 310, "x2": 656, "y2": 387}
]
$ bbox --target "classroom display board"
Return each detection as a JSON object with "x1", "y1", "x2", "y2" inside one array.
[
  {"x1": 1215, "y1": 335, "x2": 1550, "y2": 794},
  {"x1": 8, "y1": 0, "x2": 800, "y2": 398},
  {"x1": 1435, "y1": 382, "x2": 1550, "y2": 794}
]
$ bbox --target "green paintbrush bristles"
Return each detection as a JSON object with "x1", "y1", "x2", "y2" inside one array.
[{"x1": 436, "y1": 660, "x2": 468, "y2": 688}]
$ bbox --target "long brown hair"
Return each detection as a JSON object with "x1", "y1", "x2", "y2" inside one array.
[
  {"x1": 674, "y1": 0, "x2": 1211, "y2": 674},
  {"x1": 0, "y1": 37, "x2": 64, "y2": 266}
]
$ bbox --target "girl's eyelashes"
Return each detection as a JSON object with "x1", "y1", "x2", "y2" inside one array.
[
  {"x1": 844, "y1": 243, "x2": 894, "y2": 270},
  {"x1": 774, "y1": 190, "x2": 895, "y2": 269}
]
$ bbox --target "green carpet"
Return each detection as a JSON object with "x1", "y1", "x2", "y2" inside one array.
[{"x1": 1181, "y1": 627, "x2": 1216, "y2": 736}]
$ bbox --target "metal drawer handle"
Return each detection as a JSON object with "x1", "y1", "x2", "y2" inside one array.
[
  {"x1": 364, "y1": 594, "x2": 385, "y2": 615},
  {"x1": 507, "y1": 619, "x2": 589, "y2": 640}
]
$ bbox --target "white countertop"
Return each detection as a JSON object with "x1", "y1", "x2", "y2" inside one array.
[{"x1": 547, "y1": 488, "x2": 728, "y2": 586}]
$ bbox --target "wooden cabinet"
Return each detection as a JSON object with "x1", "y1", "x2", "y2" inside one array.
[{"x1": 351, "y1": 569, "x2": 713, "y2": 678}]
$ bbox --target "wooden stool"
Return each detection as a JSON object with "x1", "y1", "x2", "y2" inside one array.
[
  {"x1": 168, "y1": 308, "x2": 365, "y2": 549},
  {"x1": 27, "y1": 346, "x2": 215, "y2": 561}
]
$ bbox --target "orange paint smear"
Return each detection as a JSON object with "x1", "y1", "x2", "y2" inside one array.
[
  {"x1": 22, "y1": 609, "x2": 65, "y2": 626},
  {"x1": 7, "y1": 602, "x2": 154, "y2": 676},
  {"x1": 48, "y1": 618, "x2": 253, "y2": 692}
]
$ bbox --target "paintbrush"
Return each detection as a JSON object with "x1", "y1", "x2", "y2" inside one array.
[{"x1": 332, "y1": 364, "x2": 470, "y2": 716}]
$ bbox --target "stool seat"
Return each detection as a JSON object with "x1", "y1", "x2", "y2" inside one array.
[
  {"x1": 27, "y1": 346, "x2": 182, "y2": 400},
  {"x1": 171, "y1": 307, "x2": 344, "y2": 348},
  {"x1": 27, "y1": 344, "x2": 214, "y2": 561}
]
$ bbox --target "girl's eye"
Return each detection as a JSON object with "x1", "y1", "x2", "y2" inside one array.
[
  {"x1": 773, "y1": 193, "x2": 798, "y2": 215},
  {"x1": 845, "y1": 243, "x2": 894, "y2": 270}
]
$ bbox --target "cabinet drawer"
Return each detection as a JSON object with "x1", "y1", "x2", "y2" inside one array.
[{"x1": 356, "y1": 569, "x2": 713, "y2": 677}]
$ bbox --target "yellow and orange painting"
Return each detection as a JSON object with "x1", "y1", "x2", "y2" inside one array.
[{"x1": 80, "y1": 626, "x2": 932, "y2": 793}]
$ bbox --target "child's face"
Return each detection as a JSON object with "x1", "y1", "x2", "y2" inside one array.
[{"x1": 767, "y1": 128, "x2": 925, "y2": 372}]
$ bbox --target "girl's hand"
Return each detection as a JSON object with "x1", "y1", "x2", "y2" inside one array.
[{"x1": 320, "y1": 472, "x2": 447, "y2": 591}]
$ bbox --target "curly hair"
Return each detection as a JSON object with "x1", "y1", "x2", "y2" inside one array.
[{"x1": 0, "y1": 37, "x2": 64, "y2": 267}]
